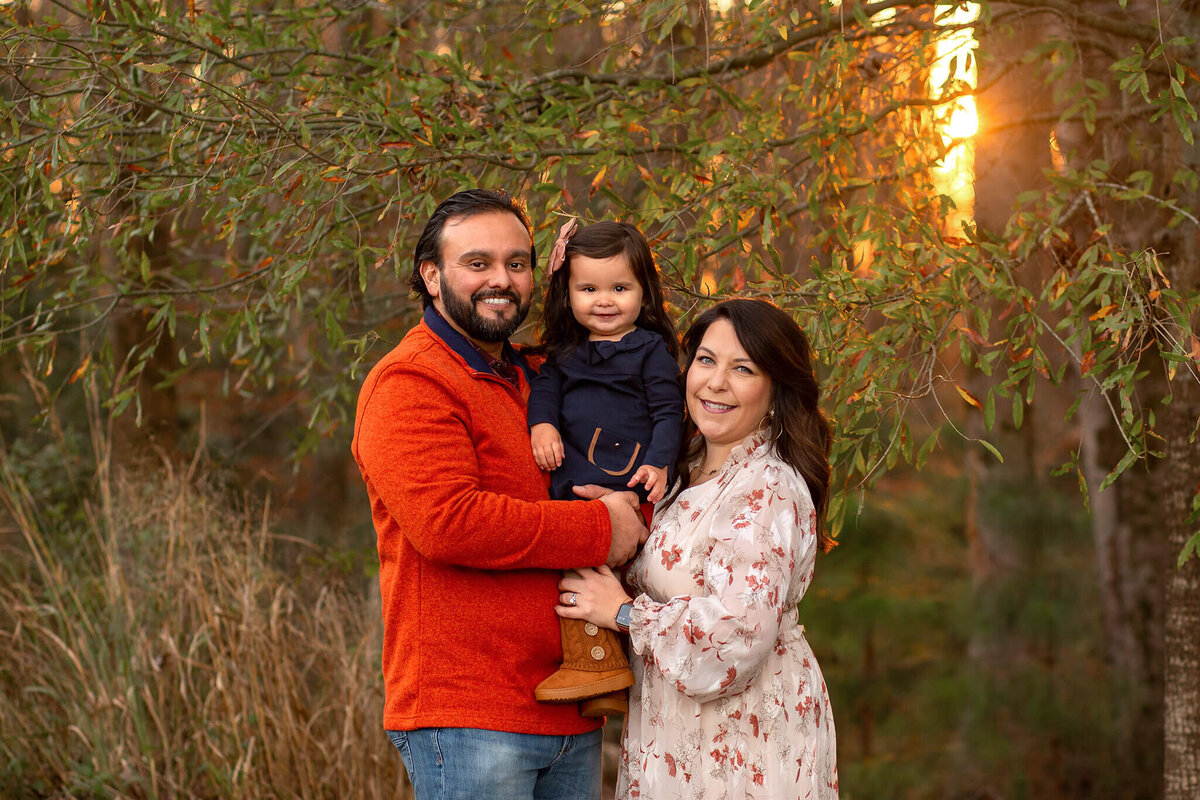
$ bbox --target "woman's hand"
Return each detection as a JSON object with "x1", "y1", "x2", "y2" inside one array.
[{"x1": 555, "y1": 566, "x2": 633, "y2": 631}]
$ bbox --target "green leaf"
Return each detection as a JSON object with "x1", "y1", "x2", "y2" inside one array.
[
  {"x1": 1177, "y1": 530, "x2": 1200, "y2": 568},
  {"x1": 979, "y1": 439, "x2": 1004, "y2": 463},
  {"x1": 1099, "y1": 449, "x2": 1138, "y2": 492}
]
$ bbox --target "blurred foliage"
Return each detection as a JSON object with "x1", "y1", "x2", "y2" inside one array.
[
  {"x1": 1, "y1": 0, "x2": 1197, "y2": 532},
  {"x1": 806, "y1": 453, "x2": 1116, "y2": 799},
  {"x1": 2, "y1": 0, "x2": 1199, "y2": 795}
]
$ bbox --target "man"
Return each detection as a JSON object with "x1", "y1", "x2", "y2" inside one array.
[{"x1": 352, "y1": 189, "x2": 647, "y2": 799}]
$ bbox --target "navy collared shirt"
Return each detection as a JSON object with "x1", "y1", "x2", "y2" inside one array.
[{"x1": 424, "y1": 306, "x2": 535, "y2": 389}]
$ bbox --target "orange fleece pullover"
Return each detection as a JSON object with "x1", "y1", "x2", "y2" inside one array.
[{"x1": 352, "y1": 312, "x2": 611, "y2": 734}]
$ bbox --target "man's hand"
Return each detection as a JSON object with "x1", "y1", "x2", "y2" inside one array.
[
  {"x1": 530, "y1": 423, "x2": 564, "y2": 470},
  {"x1": 574, "y1": 484, "x2": 648, "y2": 566}
]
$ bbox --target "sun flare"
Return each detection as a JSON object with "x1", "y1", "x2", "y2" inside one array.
[{"x1": 930, "y1": 3, "x2": 980, "y2": 234}]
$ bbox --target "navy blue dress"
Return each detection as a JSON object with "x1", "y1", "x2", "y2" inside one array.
[{"x1": 528, "y1": 328, "x2": 684, "y2": 503}]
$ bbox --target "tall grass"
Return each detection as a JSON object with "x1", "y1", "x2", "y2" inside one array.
[{"x1": 0, "y1": 440, "x2": 408, "y2": 798}]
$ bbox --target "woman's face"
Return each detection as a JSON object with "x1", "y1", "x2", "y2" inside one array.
[{"x1": 685, "y1": 318, "x2": 773, "y2": 451}]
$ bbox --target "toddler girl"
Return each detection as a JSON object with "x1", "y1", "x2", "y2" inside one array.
[{"x1": 528, "y1": 219, "x2": 684, "y2": 717}]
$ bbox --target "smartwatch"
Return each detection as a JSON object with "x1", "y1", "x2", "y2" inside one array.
[{"x1": 615, "y1": 602, "x2": 633, "y2": 633}]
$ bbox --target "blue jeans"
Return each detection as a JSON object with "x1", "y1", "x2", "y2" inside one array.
[{"x1": 386, "y1": 727, "x2": 602, "y2": 800}]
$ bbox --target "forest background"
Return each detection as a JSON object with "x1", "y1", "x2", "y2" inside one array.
[{"x1": 2, "y1": 0, "x2": 1199, "y2": 798}]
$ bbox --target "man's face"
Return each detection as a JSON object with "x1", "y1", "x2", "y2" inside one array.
[{"x1": 421, "y1": 211, "x2": 534, "y2": 349}]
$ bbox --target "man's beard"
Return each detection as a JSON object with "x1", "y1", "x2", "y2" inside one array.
[{"x1": 440, "y1": 280, "x2": 530, "y2": 343}]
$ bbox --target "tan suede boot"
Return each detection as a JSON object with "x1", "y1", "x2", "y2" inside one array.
[
  {"x1": 580, "y1": 689, "x2": 628, "y2": 718},
  {"x1": 534, "y1": 617, "x2": 634, "y2": 704}
]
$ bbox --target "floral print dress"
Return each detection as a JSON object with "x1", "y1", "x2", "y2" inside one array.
[{"x1": 619, "y1": 434, "x2": 838, "y2": 800}]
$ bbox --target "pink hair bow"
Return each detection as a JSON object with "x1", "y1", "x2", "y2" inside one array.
[{"x1": 546, "y1": 217, "x2": 579, "y2": 275}]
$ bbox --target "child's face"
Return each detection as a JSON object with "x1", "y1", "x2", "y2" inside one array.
[{"x1": 567, "y1": 253, "x2": 644, "y2": 341}]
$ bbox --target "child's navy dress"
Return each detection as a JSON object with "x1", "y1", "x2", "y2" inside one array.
[{"x1": 528, "y1": 327, "x2": 683, "y2": 503}]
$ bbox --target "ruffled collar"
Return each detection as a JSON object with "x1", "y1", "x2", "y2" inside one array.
[{"x1": 690, "y1": 429, "x2": 772, "y2": 483}]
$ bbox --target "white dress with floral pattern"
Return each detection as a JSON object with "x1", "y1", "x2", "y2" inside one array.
[{"x1": 619, "y1": 434, "x2": 838, "y2": 800}]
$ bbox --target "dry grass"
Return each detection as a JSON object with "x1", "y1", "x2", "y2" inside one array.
[{"x1": 0, "y1": 444, "x2": 409, "y2": 799}]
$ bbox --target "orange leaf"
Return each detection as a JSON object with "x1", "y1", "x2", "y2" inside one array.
[
  {"x1": 1010, "y1": 346, "x2": 1034, "y2": 361},
  {"x1": 637, "y1": 164, "x2": 653, "y2": 182},
  {"x1": 732, "y1": 266, "x2": 745, "y2": 291},
  {"x1": 1051, "y1": 272, "x2": 1070, "y2": 300},
  {"x1": 1080, "y1": 349, "x2": 1097, "y2": 375},
  {"x1": 255, "y1": 256, "x2": 274, "y2": 270},
  {"x1": 68, "y1": 355, "x2": 91, "y2": 385},
  {"x1": 959, "y1": 326, "x2": 989, "y2": 347},
  {"x1": 589, "y1": 165, "x2": 607, "y2": 198},
  {"x1": 955, "y1": 385, "x2": 982, "y2": 410},
  {"x1": 322, "y1": 176, "x2": 345, "y2": 183},
  {"x1": 572, "y1": 130, "x2": 600, "y2": 140},
  {"x1": 381, "y1": 141, "x2": 412, "y2": 150},
  {"x1": 283, "y1": 174, "x2": 303, "y2": 200},
  {"x1": 627, "y1": 122, "x2": 649, "y2": 134},
  {"x1": 1089, "y1": 303, "x2": 1117, "y2": 321}
]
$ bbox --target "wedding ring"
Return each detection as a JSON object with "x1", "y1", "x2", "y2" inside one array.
[{"x1": 569, "y1": 592, "x2": 578, "y2": 606}]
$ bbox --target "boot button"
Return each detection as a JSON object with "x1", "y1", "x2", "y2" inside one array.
[
  {"x1": 584, "y1": 623, "x2": 599, "y2": 636},
  {"x1": 590, "y1": 646, "x2": 606, "y2": 660}
]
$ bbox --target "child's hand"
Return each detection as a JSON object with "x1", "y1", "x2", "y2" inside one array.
[
  {"x1": 629, "y1": 464, "x2": 668, "y2": 503},
  {"x1": 530, "y1": 423, "x2": 564, "y2": 471}
]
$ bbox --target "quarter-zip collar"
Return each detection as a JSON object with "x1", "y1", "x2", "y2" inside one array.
[{"x1": 423, "y1": 306, "x2": 535, "y2": 386}]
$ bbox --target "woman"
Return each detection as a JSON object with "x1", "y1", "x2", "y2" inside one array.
[{"x1": 557, "y1": 298, "x2": 839, "y2": 800}]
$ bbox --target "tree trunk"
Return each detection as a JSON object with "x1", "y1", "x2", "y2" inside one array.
[{"x1": 1162, "y1": 377, "x2": 1200, "y2": 799}]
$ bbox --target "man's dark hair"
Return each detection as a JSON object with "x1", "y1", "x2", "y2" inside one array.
[{"x1": 409, "y1": 189, "x2": 536, "y2": 308}]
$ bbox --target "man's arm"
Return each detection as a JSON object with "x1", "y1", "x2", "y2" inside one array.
[{"x1": 355, "y1": 361, "x2": 611, "y2": 570}]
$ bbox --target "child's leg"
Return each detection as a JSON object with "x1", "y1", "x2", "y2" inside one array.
[
  {"x1": 534, "y1": 616, "x2": 633, "y2": 703},
  {"x1": 534, "y1": 569, "x2": 634, "y2": 709},
  {"x1": 638, "y1": 502, "x2": 655, "y2": 529}
]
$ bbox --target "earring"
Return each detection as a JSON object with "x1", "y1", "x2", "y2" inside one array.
[{"x1": 763, "y1": 408, "x2": 782, "y2": 442}]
